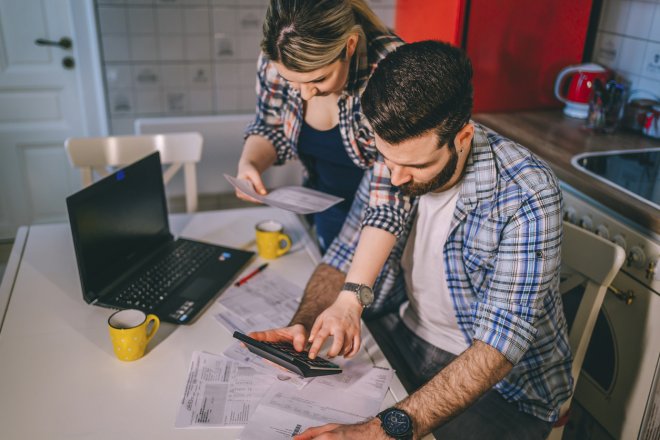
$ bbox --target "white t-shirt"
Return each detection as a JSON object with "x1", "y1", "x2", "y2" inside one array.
[{"x1": 399, "y1": 182, "x2": 469, "y2": 355}]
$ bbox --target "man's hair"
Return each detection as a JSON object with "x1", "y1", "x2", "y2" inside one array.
[
  {"x1": 361, "y1": 40, "x2": 473, "y2": 148},
  {"x1": 261, "y1": 0, "x2": 388, "y2": 72}
]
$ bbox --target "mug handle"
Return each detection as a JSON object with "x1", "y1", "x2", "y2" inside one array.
[
  {"x1": 276, "y1": 233, "x2": 292, "y2": 257},
  {"x1": 145, "y1": 314, "x2": 160, "y2": 343},
  {"x1": 554, "y1": 65, "x2": 580, "y2": 103}
]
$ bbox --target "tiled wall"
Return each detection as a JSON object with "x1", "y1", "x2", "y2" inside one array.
[
  {"x1": 95, "y1": 0, "x2": 397, "y2": 135},
  {"x1": 592, "y1": 0, "x2": 660, "y2": 99}
]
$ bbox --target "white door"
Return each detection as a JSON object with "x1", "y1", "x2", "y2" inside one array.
[{"x1": 0, "y1": 0, "x2": 87, "y2": 240}]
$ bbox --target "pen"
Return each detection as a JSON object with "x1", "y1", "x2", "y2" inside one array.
[{"x1": 234, "y1": 263, "x2": 269, "y2": 286}]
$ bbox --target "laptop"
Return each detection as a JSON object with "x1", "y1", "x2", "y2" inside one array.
[{"x1": 66, "y1": 151, "x2": 254, "y2": 324}]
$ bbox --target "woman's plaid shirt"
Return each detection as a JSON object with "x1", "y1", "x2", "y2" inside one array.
[{"x1": 324, "y1": 124, "x2": 574, "y2": 423}]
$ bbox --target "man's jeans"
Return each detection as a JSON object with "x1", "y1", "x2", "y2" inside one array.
[{"x1": 367, "y1": 313, "x2": 553, "y2": 440}]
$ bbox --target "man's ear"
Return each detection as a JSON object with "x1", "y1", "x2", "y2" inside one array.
[
  {"x1": 345, "y1": 33, "x2": 359, "y2": 58},
  {"x1": 454, "y1": 123, "x2": 474, "y2": 151}
]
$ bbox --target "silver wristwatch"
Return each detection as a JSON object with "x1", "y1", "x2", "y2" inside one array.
[{"x1": 342, "y1": 282, "x2": 374, "y2": 308}]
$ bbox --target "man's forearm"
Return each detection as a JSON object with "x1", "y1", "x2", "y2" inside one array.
[
  {"x1": 289, "y1": 263, "x2": 346, "y2": 330},
  {"x1": 397, "y1": 340, "x2": 513, "y2": 437}
]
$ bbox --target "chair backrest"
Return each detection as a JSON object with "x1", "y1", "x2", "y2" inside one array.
[
  {"x1": 548, "y1": 221, "x2": 625, "y2": 440},
  {"x1": 65, "y1": 132, "x2": 203, "y2": 213}
]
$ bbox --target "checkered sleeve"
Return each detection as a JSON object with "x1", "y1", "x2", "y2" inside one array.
[
  {"x1": 322, "y1": 171, "x2": 373, "y2": 273},
  {"x1": 471, "y1": 184, "x2": 563, "y2": 365},
  {"x1": 244, "y1": 53, "x2": 294, "y2": 165},
  {"x1": 361, "y1": 158, "x2": 412, "y2": 237}
]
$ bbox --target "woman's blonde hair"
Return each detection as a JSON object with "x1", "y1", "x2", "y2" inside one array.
[{"x1": 262, "y1": 0, "x2": 388, "y2": 72}]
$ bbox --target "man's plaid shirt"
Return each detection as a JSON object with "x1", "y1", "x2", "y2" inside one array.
[
  {"x1": 244, "y1": 33, "x2": 412, "y2": 237},
  {"x1": 324, "y1": 123, "x2": 574, "y2": 423}
]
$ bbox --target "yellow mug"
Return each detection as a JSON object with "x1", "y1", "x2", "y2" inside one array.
[
  {"x1": 255, "y1": 220, "x2": 292, "y2": 259},
  {"x1": 108, "y1": 309, "x2": 160, "y2": 361}
]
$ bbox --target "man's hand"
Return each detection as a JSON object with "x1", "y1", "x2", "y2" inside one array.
[
  {"x1": 249, "y1": 324, "x2": 308, "y2": 352},
  {"x1": 294, "y1": 418, "x2": 389, "y2": 440},
  {"x1": 235, "y1": 161, "x2": 267, "y2": 203},
  {"x1": 307, "y1": 291, "x2": 363, "y2": 359}
]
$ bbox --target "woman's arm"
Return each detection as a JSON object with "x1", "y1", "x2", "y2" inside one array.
[{"x1": 235, "y1": 135, "x2": 278, "y2": 201}]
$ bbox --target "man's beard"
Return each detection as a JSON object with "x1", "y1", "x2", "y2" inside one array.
[{"x1": 399, "y1": 146, "x2": 459, "y2": 197}]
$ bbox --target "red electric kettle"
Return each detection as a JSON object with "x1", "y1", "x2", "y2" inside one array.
[{"x1": 554, "y1": 63, "x2": 611, "y2": 119}]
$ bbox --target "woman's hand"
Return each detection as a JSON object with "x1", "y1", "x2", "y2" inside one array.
[
  {"x1": 236, "y1": 160, "x2": 268, "y2": 203},
  {"x1": 307, "y1": 292, "x2": 363, "y2": 359}
]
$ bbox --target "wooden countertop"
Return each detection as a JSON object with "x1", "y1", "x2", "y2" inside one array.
[{"x1": 473, "y1": 110, "x2": 660, "y2": 235}]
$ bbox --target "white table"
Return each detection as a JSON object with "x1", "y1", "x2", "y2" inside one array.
[{"x1": 0, "y1": 207, "x2": 410, "y2": 440}]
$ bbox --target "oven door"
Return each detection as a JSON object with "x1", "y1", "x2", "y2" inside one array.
[{"x1": 564, "y1": 270, "x2": 660, "y2": 439}]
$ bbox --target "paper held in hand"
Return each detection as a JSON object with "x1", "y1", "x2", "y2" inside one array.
[{"x1": 224, "y1": 174, "x2": 343, "y2": 215}]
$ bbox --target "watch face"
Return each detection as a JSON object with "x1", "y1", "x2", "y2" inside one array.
[
  {"x1": 382, "y1": 409, "x2": 412, "y2": 436},
  {"x1": 358, "y1": 285, "x2": 374, "y2": 305}
]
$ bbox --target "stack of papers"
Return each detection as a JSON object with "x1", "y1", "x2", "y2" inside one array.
[{"x1": 175, "y1": 271, "x2": 395, "y2": 437}]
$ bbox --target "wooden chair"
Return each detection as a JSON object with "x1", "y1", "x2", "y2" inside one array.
[
  {"x1": 549, "y1": 221, "x2": 625, "y2": 440},
  {"x1": 65, "y1": 132, "x2": 203, "y2": 213}
]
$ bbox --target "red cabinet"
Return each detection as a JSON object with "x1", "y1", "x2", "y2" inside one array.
[{"x1": 395, "y1": 0, "x2": 595, "y2": 112}]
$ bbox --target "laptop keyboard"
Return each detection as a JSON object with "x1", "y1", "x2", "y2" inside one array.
[{"x1": 112, "y1": 240, "x2": 216, "y2": 310}]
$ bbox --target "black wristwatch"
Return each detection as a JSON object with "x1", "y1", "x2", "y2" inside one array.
[
  {"x1": 342, "y1": 282, "x2": 374, "y2": 308},
  {"x1": 377, "y1": 407, "x2": 414, "y2": 440}
]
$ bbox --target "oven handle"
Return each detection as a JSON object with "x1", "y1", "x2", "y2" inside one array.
[{"x1": 608, "y1": 285, "x2": 634, "y2": 305}]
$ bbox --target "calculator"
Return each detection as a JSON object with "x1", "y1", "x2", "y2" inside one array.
[{"x1": 233, "y1": 331, "x2": 343, "y2": 377}]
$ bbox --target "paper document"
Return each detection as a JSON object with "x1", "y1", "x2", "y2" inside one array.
[
  {"x1": 239, "y1": 360, "x2": 394, "y2": 439},
  {"x1": 214, "y1": 271, "x2": 303, "y2": 333},
  {"x1": 175, "y1": 351, "x2": 277, "y2": 428},
  {"x1": 225, "y1": 174, "x2": 343, "y2": 214}
]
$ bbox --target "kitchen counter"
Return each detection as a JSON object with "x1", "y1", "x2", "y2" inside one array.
[{"x1": 474, "y1": 110, "x2": 660, "y2": 235}]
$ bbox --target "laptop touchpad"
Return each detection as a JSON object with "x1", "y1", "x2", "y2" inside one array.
[{"x1": 181, "y1": 278, "x2": 215, "y2": 300}]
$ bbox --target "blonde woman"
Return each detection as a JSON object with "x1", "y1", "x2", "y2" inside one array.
[{"x1": 238, "y1": 0, "x2": 410, "y2": 358}]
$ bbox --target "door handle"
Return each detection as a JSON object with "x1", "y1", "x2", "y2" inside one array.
[{"x1": 35, "y1": 37, "x2": 72, "y2": 49}]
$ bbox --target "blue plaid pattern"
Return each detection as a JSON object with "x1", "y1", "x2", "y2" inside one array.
[
  {"x1": 244, "y1": 33, "x2": 411, "y2": 238},
  {"x1": 324, "y1": 123, "x2": 573, "y2": 423}
]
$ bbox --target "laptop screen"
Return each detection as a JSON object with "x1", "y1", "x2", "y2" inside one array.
[{"x1": 66, "y1": 152, "x2": 172, "y2": 303}]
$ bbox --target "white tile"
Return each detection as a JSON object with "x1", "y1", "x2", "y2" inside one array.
[
  {"x1": 160, "y1": 64, "x2": 186, "y2": 86},
  {"x1": 133, "y1": 64, "x2": 160, "y2": 88},
  {"x1": 592, "y1": 31, "x2": 623, "y2": 68},
  {"x1": 108, "y1": 89, "x2": 135, "y2": 115},
  {"x1": 213, "y1": 7, "x2": 237, "y2": 34},
  {"x1": 184, "y1": 8, "x2": 211, "y2": 34},
  {"x1": 214, "y1": 33, "x2": 237, "y2": 59},
  {"x1": 618, "y1": 36, "x2": 648, "y2": 74},
  {"x1": 186, "y1": 63, "x2": 213, "y2": 87},
  {"x1": 189, "y1": 88, "x2": 215, "y2": 112},
  {"x1": 237, "y1": 9, "x2": 263, "y2": 35},
  {"x1": 110, "y1": 118, "x2": 136, "y2": 135},
  {"x1": 211, "y1": 0, "x2": 237, "y2": 6},
  {"x1": 99, "y1": 7, "x2": 128, "y2": 34},
  {"x1": 624, "y1": 1, "x2": 656, "y2": 39},
  {"x1": 641, "y1": 41, "x2": 660, "y2": 80},
  {"x1": 650, "y1": 4, "x2": 660, "y2": 42},
  {"x1": 371, "y1": 6, "x2": 396, "y2": 29},
  {"x1": 99, "y1": 0, "x2": 125, "y2": 4},
  {"x1": 238, "y1": 86, "x2": 256, "y2": 112},
  {"x1": 600, "y1": 0, "x2": 631, "y2": 34},
  {"x1": 238, "y1": 61, "x2": 257, "y2": 87},
  {"x1": 130, "y1": 35, "x2": 159, "y2": 61},
  {"x1": 214, "y1": 61, "x2": 240, "y2": 86},
  {"x1": 183, "y1": 0, "x2": 209, "y2": 5},
  {"x1": 102, "y1": 35, "x2": 131, "y2": 61},
  {"x1": 159, "y1": 36, "x2": 185, "y2": 60},
  {"x1": 156, "y1": 8, "x2": 183, "y2": 34},
  {"x1": 128, "y1": 7, "x2": 156, "y2": 34},
  {"x1": 635, "y1": 76, "x2": 660, "y2": 97},
  {"x1": 162, "y1": 88, "x2": 188, "y2": 113},
  {"x1": 136, "y1": 89, "x2": 163, "y2": 113},
  {"x1": 127, "y1": 0, "x2": 154, "y2": 4},
  {"x1": 236, "y1": 35, "x2": 260, "y2": 61},
  {"x1": 105, "y1": 64, "x2": 133, "y2": 88},
  {"x1": 184, "y1": 35, "x2": 212, "y2": 60},
  {"x1": 215, "y1": 86, "x2": 238, "y2": 112}
]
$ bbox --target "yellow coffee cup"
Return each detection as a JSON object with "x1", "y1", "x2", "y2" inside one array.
[
  {"x1": 255, "y1": 220, "x2": 292, "y2": 259},
  {"x1": 108, "y1": 309, "x2": 160, "y2": 361}
]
